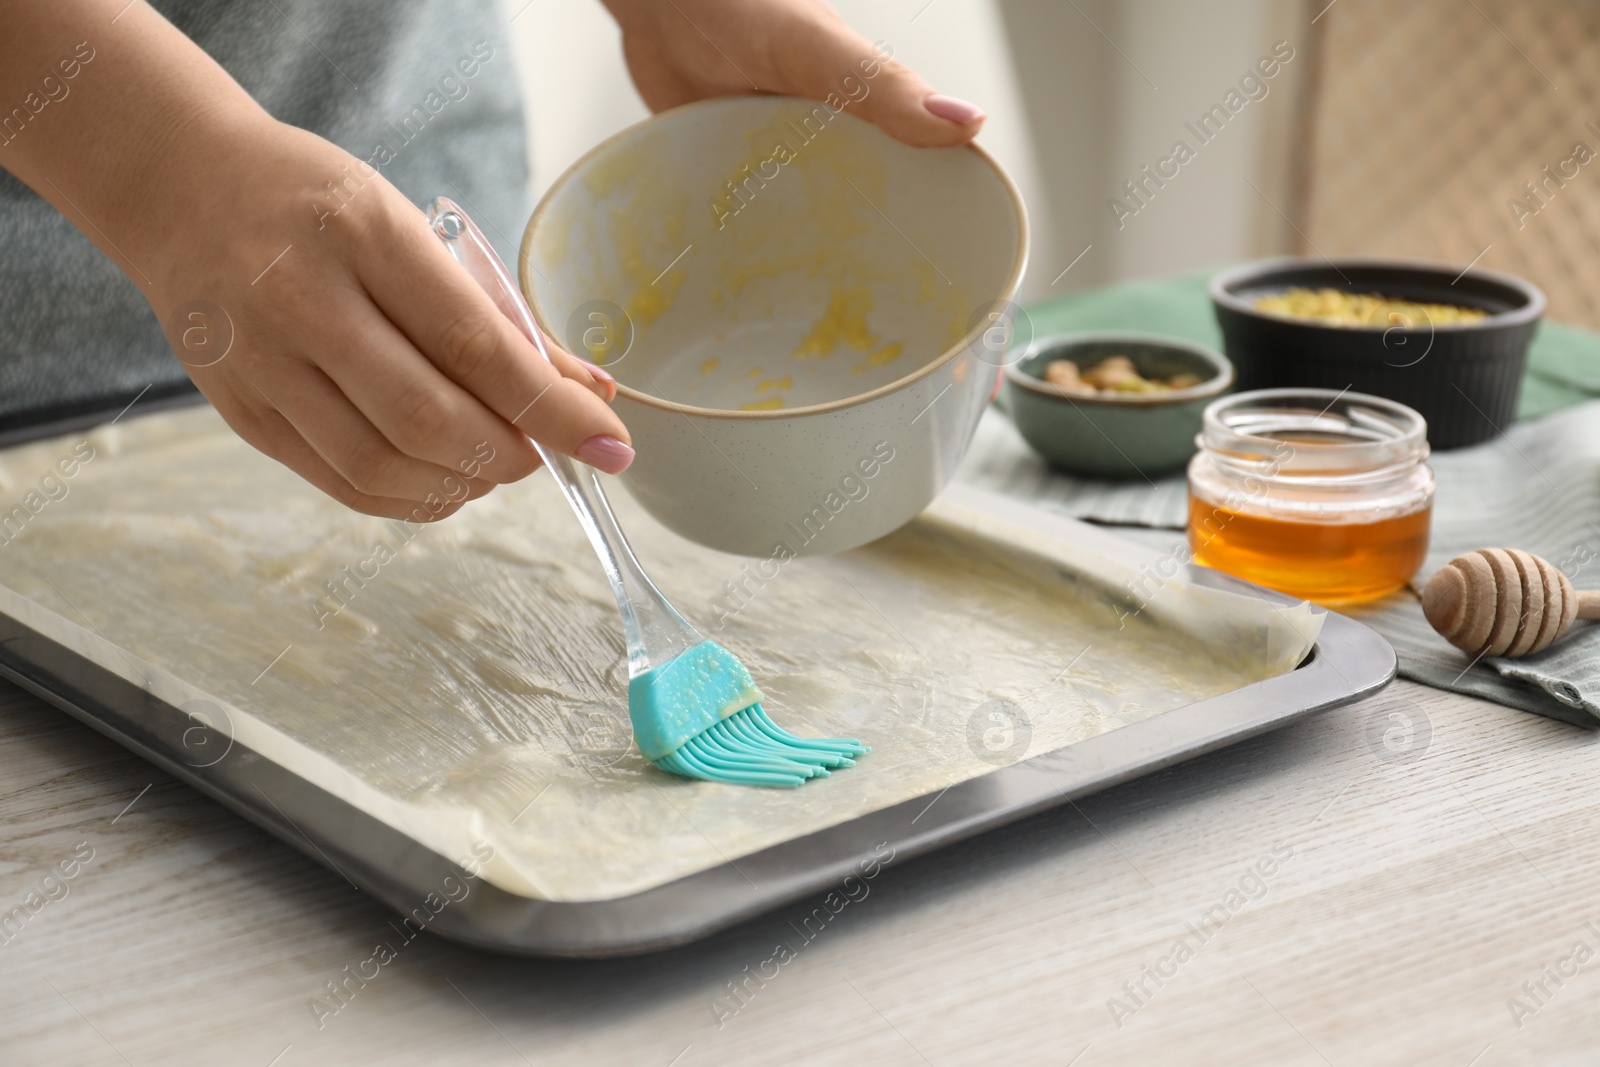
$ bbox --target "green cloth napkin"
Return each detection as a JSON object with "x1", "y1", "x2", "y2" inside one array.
[{"x1": 1021, "y1": 267, "x2": 1600, "y2": 419}]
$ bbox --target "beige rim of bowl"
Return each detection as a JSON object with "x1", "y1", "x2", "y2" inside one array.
[{"x1": 518, "y1": 95, "x2": 1030, "y2": 422}]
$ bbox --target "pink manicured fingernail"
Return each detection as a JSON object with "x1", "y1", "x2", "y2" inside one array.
[
  {"x1": 924, "y1": 94, "x2": 985, "y2": 124},
  {"x1": 580, "y1": 359, "x2": 614, "y2": 384},
  {"x1": 576, "y1": 434, "x2": 635, "y2": 474}
]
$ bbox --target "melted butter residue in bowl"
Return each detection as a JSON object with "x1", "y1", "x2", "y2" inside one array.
[{"x1": 535, "y1": 101, "x2": 979, "y2": 412}]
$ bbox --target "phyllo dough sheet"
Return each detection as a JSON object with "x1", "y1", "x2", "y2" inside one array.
[{"x1": 0, "y1": 407, "x2": 1318, "y2": 900}]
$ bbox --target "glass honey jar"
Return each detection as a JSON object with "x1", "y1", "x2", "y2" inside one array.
[{"x1": 1187, "y1": 388, "x2": 1434, "y2": 604}]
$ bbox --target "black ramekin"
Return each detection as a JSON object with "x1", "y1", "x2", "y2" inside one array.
[{"x1": 1209, "y1": 258, "x2": 1545, "y2": 449}]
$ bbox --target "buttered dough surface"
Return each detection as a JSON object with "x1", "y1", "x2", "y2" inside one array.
[{"x1": 0, "y1": 406, "x2": 1310, "y2": 901}]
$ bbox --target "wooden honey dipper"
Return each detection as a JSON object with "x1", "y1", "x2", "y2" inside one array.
[{"x1": 1421, "y1": 548, "x2": 1600, "y2": 658}]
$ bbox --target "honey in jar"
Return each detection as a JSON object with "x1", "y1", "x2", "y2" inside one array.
[{"x1": 1187, "y1": 389, "x2": 1435, "y2": 605}]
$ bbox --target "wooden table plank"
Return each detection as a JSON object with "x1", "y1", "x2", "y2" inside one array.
[{"x1": 3, "y1": 673, "x2": 1598, "y2": 1066}]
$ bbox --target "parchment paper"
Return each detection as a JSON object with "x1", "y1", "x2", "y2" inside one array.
[{"x1": 0, "y1": 407, "x2": 1319, "y2": 901}]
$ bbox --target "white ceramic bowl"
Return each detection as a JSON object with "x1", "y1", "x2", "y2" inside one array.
[{"x1": 520, "y1": 95, "x2": 1027, "y2": 556}]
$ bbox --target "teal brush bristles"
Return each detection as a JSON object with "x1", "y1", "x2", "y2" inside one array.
[{"x1": 630, "y1": 641, "x2": 868, "y2": 788}]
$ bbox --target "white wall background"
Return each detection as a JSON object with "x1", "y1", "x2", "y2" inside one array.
[
  {"x1": 504, "y1": 0, "x2": 1303, "y2": 303},
  {"x1": 1077, "y1": 0, "x2": 1305, "y2": 284}
]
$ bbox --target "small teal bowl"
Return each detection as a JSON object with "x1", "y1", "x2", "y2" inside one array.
[{"x1": 1001, "y1": 332, "x2": 1234, "y2": 479}]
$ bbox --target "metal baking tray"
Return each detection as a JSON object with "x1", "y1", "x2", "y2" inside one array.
[{"x1": 0, "y1": 398, "x2": 1395, "y2": 957}]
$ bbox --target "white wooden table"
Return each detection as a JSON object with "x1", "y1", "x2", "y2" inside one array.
[{"x1": 2, "y1": 668, "x2": 1597, "y2": 1066}]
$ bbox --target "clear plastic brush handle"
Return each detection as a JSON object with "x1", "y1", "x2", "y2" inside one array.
[{"x1": 426, "y1": 197, "x2": 701, "y2": 677}]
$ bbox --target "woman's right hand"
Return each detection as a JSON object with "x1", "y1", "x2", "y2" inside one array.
[{"x1": 146, "y1": 118, "x2": 633, "y2": 522}]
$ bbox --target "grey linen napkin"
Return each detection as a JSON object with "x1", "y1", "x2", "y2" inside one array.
[
  {"x1": 956, "y1": 408, "x2": 1191, "y2": 526},
  {"x1": 956, "y1": 403, "x2": 1600, "y2": 727}
]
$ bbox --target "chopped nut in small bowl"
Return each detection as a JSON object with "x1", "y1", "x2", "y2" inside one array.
[{"x1": 1001, "y1": 332, "x2": 1233, "y2": 479}]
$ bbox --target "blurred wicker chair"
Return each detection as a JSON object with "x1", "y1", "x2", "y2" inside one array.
[{"x1": 1293, "y1": 0, "x2": 1600, "y2": 329}]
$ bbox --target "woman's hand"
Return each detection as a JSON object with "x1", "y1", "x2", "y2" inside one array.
[
  {"x1": 147, "y1": 118, "x2": 633, "y2": 522},
  {"x1": 601, "y1": 0, "x2": 986, "y2": 147},
  {"x1": 0, "y1": 0, "x2": 632, "y2": 522}
]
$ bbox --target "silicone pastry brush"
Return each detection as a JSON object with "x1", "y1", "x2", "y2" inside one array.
[{"x1": 427, "y1": 198, "x2": 866, "y2": 787}]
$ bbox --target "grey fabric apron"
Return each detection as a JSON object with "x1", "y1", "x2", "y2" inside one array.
[{"x1": 0, "y1": 0, "x2": 529, "y2": 432}]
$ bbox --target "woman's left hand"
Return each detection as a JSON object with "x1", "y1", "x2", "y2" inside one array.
[{"x1": 600, "y1": 0, "x2": 985, "y2": 148}]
